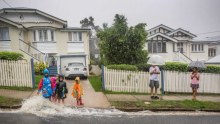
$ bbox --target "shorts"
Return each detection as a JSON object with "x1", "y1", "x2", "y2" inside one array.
[
  {"x1": 149, "y1": 80, "x2": 159, "y2": 89},
  {"x1": 191, "y1": 84, "x2": 199, "y2": 89}
]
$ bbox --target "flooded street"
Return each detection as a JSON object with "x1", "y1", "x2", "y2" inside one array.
[{"x1": 0, "y1": 96, "x2": 220, "y2": 124}]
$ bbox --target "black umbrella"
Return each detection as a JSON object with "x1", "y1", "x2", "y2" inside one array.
[{"x1": 189, "y1": 61, "x2": 206, "y2": 69}]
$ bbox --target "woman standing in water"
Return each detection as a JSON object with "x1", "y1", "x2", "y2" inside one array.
[{"x1": 191, "y1": 67, "x2": 200, "y2": 100}]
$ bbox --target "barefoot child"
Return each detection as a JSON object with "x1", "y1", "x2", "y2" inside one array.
[
  {"x1": 191, "y1": 67, "x2": 200, "y2": 100},
  {"x1": 72, "y1": 77, "x2": 84, "y2": 106},
  {"x1": 56, "y1": 74, "x2": 68, "y2": 104},
  {"x1": 50, "y1": 76, "x2": 57, "y2": 102}
]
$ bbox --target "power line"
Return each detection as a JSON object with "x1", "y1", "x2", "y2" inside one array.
[
  {"x1": 2, "y1": 0, "x2": 12, "y2": 8},
  {"x1": 196, "y1": 31, "x2": 220, "y2": 35}
]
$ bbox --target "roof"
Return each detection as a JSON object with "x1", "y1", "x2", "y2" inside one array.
[
  {"x1": 168, "y1": 28, "x2": 197, "y2": 38},
  {"x1": 60, "y1": 27, "x2": 90, "y2": 31},
  {"x1": 206, "y1": 55, "x2": 220, "y2": 64},
  {"x1": 0, "y1": 8, "x2": 67, "y2": 25},
  {"x1": 147, "y1": 24, "x2": 175, "y2": 33},
  {"x1": 0, "y1": 16, "x2": 23, "y2": 28},
  {"x1": 148, "y1": 33, "x2": 178, "y2": 42}
]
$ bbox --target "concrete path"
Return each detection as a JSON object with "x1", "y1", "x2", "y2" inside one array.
[
  {"x1": 65, "y1": 79, "x2": 111, "y2": 108},
  {"x1": 106, "y1": 94, "x2": 220, "y2": 102},
  {"x1": 0, "y1": 89, "x2": 33, "y2": 99}
]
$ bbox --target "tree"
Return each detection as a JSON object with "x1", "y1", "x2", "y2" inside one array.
[
  {"x1": 97, "y1": 14, "x2": 148, "y2": 65},
  {"x1": 80, "y1": 16, "x2": 100, "y2": 37}
]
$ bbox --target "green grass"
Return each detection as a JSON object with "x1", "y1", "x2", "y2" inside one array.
[
  {"x1": 111, "y1": 100, "x2": 220, "y2": 110},
  {"x1": 104, "y1": 90, "x2": 149, "y2": 95},
  {"x1": 35, "y1": 75, "x2": 43, "y2": 89},
  {"x1": 0, "y1": 96, "x2": 23, "y2": 106},
  {"x1": 88, "y1": 76, "x2": 102, "y2": 92},
  {"x1": 0, "y1": 86, "x2": 33, "y2": 91}
]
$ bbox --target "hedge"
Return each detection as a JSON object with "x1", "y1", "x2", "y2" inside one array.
[
  {"x1": 107, "y1": 64, "x2": 138, "y2": 71},
  {"x1": 0, "y1": 51, "x2": 23, "y2": 61},
  {"x1": 106, "y1": 62, "x2": 220, "y2": 74},
  {"x1": 34, "y1": 62, "x2": 47, "y2": 75}
]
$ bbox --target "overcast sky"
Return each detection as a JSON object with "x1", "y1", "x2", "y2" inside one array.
[{"x1": 0, "y1": 0, "x2": 220, "y2": 39}]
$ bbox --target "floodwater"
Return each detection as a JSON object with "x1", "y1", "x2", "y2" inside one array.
[{"x1": 0, "y1": 96, "x2": 220, "y2": 118}]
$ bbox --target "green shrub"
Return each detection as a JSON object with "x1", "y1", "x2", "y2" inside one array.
[
  {"x1": 0, "y1": 51, "x2": 23, "y2": 61},
  {"x1": 203, "y1": 65, "x2": 220, "y2": 74},
  {"x1": 107, "y1": 64, "x2": 138, "y2": 71},
  {"x1": 136, "y1": 63, "x2": 151, "y2": 72},
  {"x1": 162, "y1": 62, "x2": 188, "y2": 72},
  {"x1": 34, "y1": 62, "x2": 47, "y2": 75}
]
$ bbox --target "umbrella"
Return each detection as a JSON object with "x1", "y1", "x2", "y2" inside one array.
[
  {"x1": 189, "y1": 61, "x2": 206, "y2": 69},
  {"x1": 147, "y1": 55, "x2": 165, "y2": 65}
]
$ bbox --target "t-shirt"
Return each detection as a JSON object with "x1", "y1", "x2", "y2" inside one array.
[
  {"x1": 191, "y1": 73, "x2": 200, "y2": 84},
  {"x1": 149, "y1": 66, "x2": 160, "y2": 81}
]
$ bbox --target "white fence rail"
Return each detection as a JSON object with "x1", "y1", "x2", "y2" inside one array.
[
  {"x1": 103, "y1": 66, "x2": 220, "y2": 94},
  {"x1": 104, "y1": 66, "x2": 161, "y2": 93},
  {"x1": 164, "y1": 70, "x2": 220, "y2": 94},
  {"x1": 0, "y1": 60, "x2": 33, "y2": 87}
]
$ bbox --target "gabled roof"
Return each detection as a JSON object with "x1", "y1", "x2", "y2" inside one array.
[
  {"x1": 147, "y1": 24, "x2": 175, "y2": 33},
  {"x1": 147, "y1": 33, "x2": 178, "y2": 42},
  {"x1": 0, "y1": 16, "x2": 23, "y2": 28},
  {"x1": 206, "y1": 55, "x2": 220, "y2": 64},
  {"x1": 168, "y1": 28, "x2": 197, "y2": 38},
  {"x1": 0, "y1": 8, "x2": 67, "y2": 25}
]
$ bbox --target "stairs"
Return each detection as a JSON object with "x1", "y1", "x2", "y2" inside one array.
[{"x1": 47, "y1": 66, "x2": 58, "y2": 76}]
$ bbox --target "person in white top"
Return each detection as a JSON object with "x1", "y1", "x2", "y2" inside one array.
[{"x1": 149, "y1": 65, "x2": 160, "y2": 99}]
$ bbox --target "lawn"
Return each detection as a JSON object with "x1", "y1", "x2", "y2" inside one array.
[
  {"x1": 110, "y1": 100, "x2": 220, "y2": 110},
  {"x1": 0, "y1": 96, "x2": 23, "y2": 106},
  {"x1": 88, "y1": 76, "x2": 102, "y2": 92}
]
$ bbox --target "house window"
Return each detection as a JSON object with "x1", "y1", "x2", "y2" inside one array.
[
  {"x1": 148, "y1": 41, "x2": 166, "y2": 53},
  {"x1": 34, "y1": 29, "x2": 54, "y2": 41},
  {"x1": 0, "y1": 27, "x2": 9, "y2": 40},
  {"x1": 51, "y1": 30, "x2": 54, "y2": 41},
  {"x1": 191, "y1": 44, "x2": 204, "y2": 52},
  {"x1": 177, "y1": 42, "x2": 184, "y2": 53},
  {"x1": 33, "y1": 30, "x2": 36, "y2": 41},
  {"x1": 68, "y1": 32, "x2": 83, "y2": 42},
  {"x1": 208, "y1": 48, "x2": 216, "y2": 57}
]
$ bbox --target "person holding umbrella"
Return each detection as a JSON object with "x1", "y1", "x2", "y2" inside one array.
[
  {"x1": 189, "y1": 60, "x2": 206, "y2": 100},
  {"x1": 147, "y1": 55, "x2": 165, "y2": 99},
  {"x1": 191, "y1": 67, "x2": 200, "y2": 100}
]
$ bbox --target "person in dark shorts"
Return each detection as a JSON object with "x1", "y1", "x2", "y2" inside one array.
[
  {"x1": 191, "y1": 67, "x2": 200, "y2": 100},
  {"x1": 149, "y1": 65, "x2": 160, "y2": 99},
  {"x1": 56, "y1": 74, "x2": 68, "y2": 104}
]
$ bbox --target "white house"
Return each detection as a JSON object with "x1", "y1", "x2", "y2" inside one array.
[
  {"x1": 145, "y1": 24, "x2": 209, "y2": 63},
  {"x1": 0, "y1": 7, "x2": 90, "y2": 75}
]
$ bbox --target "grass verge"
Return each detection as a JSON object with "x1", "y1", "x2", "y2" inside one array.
[
  {"x1": 0, "y1": 86, "x2": 33, "y2": 91},
  {"x1": 0, "y1": 96, "x2": 23, "y2": 106},
  {"x1": 110, "y1": 100, "x2": 220, "y2": 110},
  {"x1": 88, "y1": 76, "x2": 102, "y2": 92}
]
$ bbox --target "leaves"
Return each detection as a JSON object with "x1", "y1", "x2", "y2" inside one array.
[{"x1": 0, "y1": 51, "x2": 23, "y2": 61}]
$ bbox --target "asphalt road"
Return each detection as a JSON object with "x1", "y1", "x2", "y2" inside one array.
[{"x1": 0, "y1": 113, "x2": 220, "y2": 124}]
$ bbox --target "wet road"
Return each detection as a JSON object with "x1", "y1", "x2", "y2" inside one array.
[{"x1": 0, "y1": 113, "x2": 220, "y2": 124}]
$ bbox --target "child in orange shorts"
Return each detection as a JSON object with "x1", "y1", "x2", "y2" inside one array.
[{"x1": 72, "y1": 77, "x2": 84, "y2": 106}]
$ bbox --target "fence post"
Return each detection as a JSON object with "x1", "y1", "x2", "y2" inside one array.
[
  {"x1": 31, "y1": 58, "x2": 35, "y2": 88},
  {"x1": 161, "y1": 70, "x2": 164, "y2": 95},
  {"x1": 101, "y1": 65, "x2": 105, "y2": 91}
]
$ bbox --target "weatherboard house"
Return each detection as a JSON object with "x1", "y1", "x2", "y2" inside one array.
[
  {"x1": 145, "y1": 24, "x2": 220, "y2": 63},
  {"x1": 0, "y1": 7, "x2": 90, "y2": 75}
]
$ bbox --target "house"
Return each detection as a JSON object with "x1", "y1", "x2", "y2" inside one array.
[
  {"x1": 145, "y1": 24, "x2": 209, "y2": 63},
  {"x1": 205, "y1": 54, "x2": 220, "y2": 66},
  {"x1": 0, "y1": 7, "x2": 90, "y2": 75}
]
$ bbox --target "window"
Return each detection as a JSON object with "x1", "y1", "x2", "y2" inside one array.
[
  {"x1": 68, "y1": 32, "x2": 83, "y2": 42},
  {"x1": 33, "y1": 30, "x2": 36, "y2": 41},
  {"x1": 208, "y1": 48, "x2": 216, "y2": 57},
  {"x1": 39, "y1": 30, "x2": 43, "y2": 41},
  {"x1": 43, "y1": 30, "x2": 48, "y2": 41},
  {"x1": 148, "y1": 41, "x2": 166, "y2": 53},
  {"x1": 191, "y1": 44, "x2": 204, "y2": 52},
  {"x1": 51, "y1": 30, "x2": 54, "y2": 41},
  {"x1": 0, "y1": 27, "x2": 9, "y2": 40},
  {"x1": 177, "y1": 42, "x2": 184, "y2": 53}
]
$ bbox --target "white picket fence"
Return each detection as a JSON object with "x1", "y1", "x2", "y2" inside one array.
[
  {"x1": 103, "y1": 66, "x2": 220, "y2": 94},
  {"x1": 104, "y1": 66, "x2": 161, "y2": 93},
  {"x1": 0, "y1": 60, "x2": 33, "y2": 87},
  {"x1": 164, "y1": 70, "x2": 220, "y2": 94}
]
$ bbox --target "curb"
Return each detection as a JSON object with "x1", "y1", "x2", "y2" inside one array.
[
  {"x1": 0, "y1": 104, "x2": 22, "y2": 109},
  {"x1": 116, "y1": 108, "x2": 220, "y2": 112}
]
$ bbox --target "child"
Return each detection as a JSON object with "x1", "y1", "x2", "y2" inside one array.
[
  {"x1": 56, "y1": 74, "x2": 68, "y2": 104},
  {"x1": 191, "y1": 67, "x2": 200, "y2": 100},
  {"x1": 50, "y1": 76, "x2": 57, "y2": 102},
  {"x1": 37, "y1": 69, "x2": 56, "y2": 101},
  {"x1": 72, "y1": 77, "x2": 84, "y2": 106}
]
